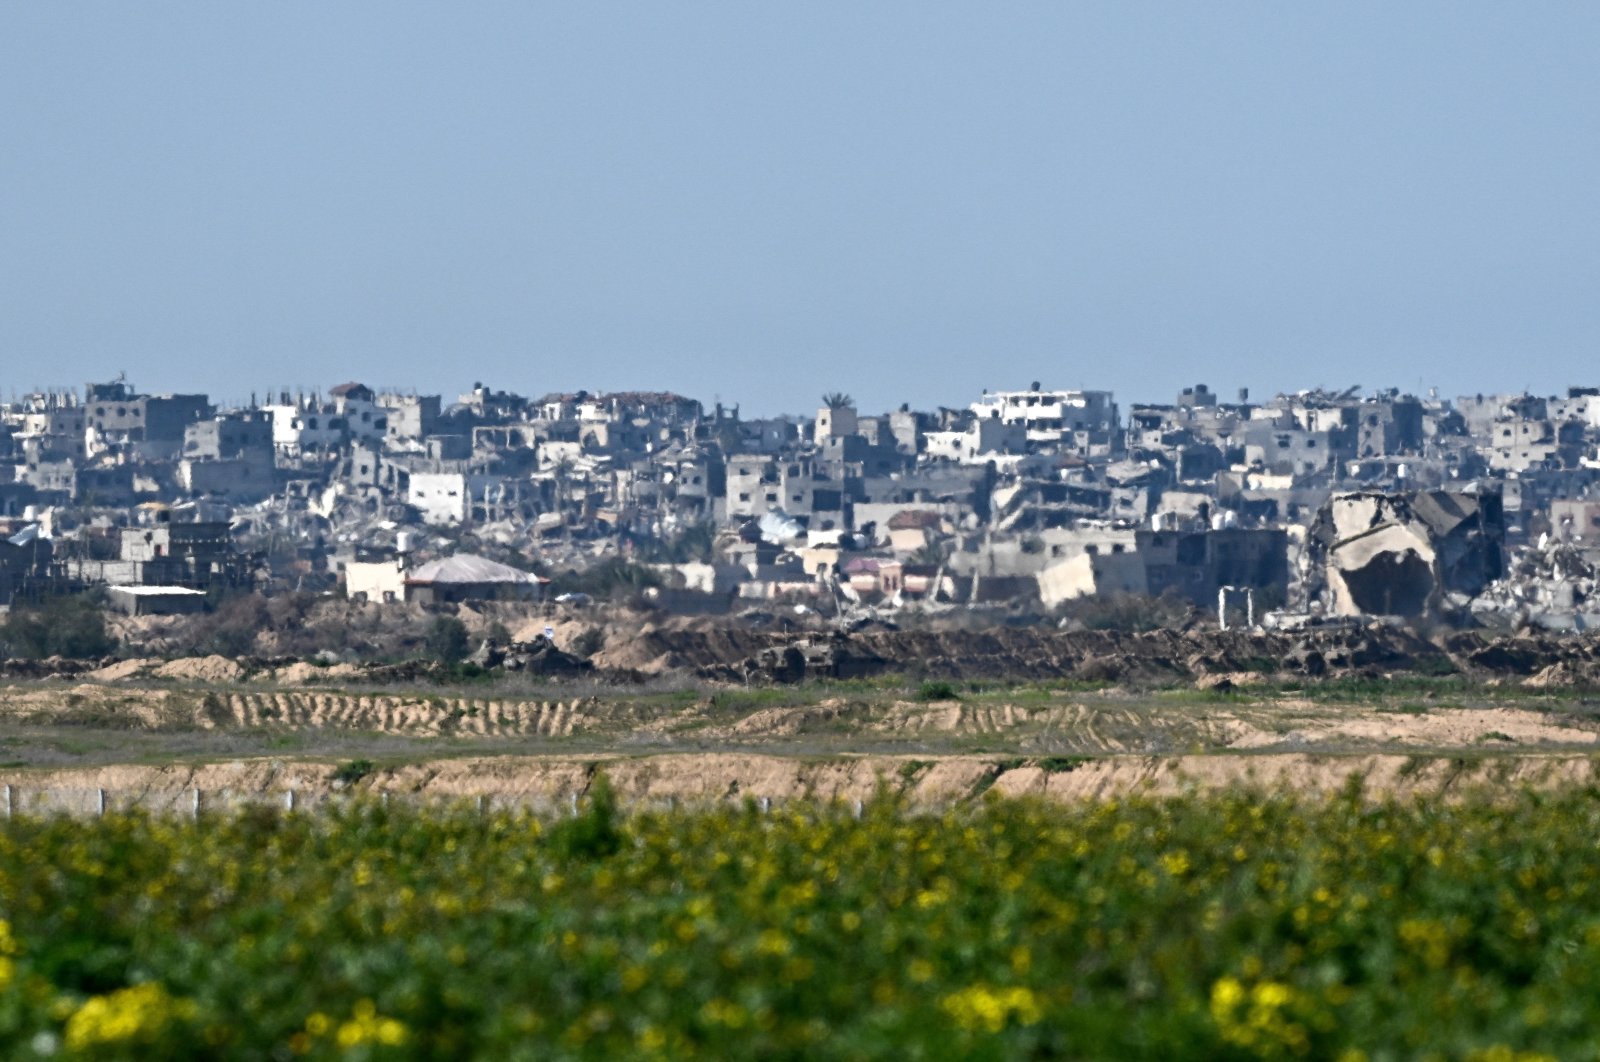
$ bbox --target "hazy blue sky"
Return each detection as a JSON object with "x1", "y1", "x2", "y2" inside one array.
[{"x1": 3, "y1": 3, "x2": 1598, "y2": 414}]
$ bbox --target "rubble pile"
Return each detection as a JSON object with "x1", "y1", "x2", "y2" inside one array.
[
  {"x1": 1470, "y1": 539, "x2": 1600, "y2": 631},
  {"x1": 1307, "y1": 489, "x2": 1504, "y2": 620},
  {"x1": 468, "y1": 637, "x2": 592, "y2": 676},
  {"x1": 704, "y1": 624, "x2": 1459, "y2": 685},
  {"x1": 589, "y1": 623, "x2": 778, "y2": 677},
  {"x1": 1435, "y1": 629, "x2": 1600, "y2": 685},
  {"x1": 16, "y1": 614, "x2": 1600, "y2": 689}
]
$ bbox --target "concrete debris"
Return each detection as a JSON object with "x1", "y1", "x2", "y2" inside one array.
[
  {"x1": 467, "y1": 637, "x2": 592, "y2": 675},
  {"x1": 19, "y1": 611, "x2": 1600, "y2": 690},
  {"x1": 1470, "y1": 537, "x2": 1600, "y2": 630},
  {"x1": 1310, "y1": 488, "x2": 1504, "y2": 619}
]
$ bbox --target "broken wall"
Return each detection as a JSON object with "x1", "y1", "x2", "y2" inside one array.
[{"x1": 1312, "y1": 488, "x2": 1504, "y2": 618}]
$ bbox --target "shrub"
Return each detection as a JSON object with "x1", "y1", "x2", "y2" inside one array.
[
  {"x1": 1056, "y1": 590, "x2": 1194, "y2": 632},
  {"x1": 1036, "y1": 756, "x2": 1092, "y2": 774},
  {"x1": 916, "y1": 680, "x2": 960, "y2": 702},
  {"x1": 331, "y1": 759, "x2": 375, "y2": 786},
  {"x1": 570, "y1": 627, "x2": 606, "y2": 658},
  {"x1": 547, "y1": 559, "x2": 663, "y2": 602},
  {"x1": 896, "y1": 760, "x2": 934, "y2": 784},
  {"x1": 423, "y1": 616, "x2": 470, "y2": 664},
  {"x1": 548, "y1": 772, "x2": 624, "y2": 860},
  {"x1": 202, "y1": 593, "x2": 269, "y2": 657},
  {"x1": 0, "y1": 593, "x2": 114, "y2": 659}
]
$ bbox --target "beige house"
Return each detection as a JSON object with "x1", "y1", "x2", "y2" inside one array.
[{"x1": 345, "y1": 559, "x2": 407, "y2": 603}]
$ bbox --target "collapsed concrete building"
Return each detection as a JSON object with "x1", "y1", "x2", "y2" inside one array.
[
  {"x1": 1310, "y1": 488, "x2": 1504, "y2": 618},
  {"x1": 16, "y1": 368, "x2": 1600, "y2": 631}
]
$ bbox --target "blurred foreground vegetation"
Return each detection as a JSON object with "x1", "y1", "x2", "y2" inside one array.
[{"x1": 1, "y1": 785, "x2": 1596, "y2": 1059}]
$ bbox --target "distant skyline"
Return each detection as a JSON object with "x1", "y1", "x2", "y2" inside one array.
[{"x1": 4, "y1": 3, "x2": 1598, "y2": 415}]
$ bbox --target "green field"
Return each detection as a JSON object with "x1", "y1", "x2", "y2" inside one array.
[{"x1": 1, "y1": 783, "x2": 1593, "y2": 1059}]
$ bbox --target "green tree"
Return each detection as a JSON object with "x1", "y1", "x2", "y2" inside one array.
[
  {"x1": 0, "y1": 594, "x2": 114, "y2": 659},
  {"x1": 423, "y1": 616, "x2": 470, "y2": 664},
  {"x1": 549, "y1": 559, "x2": 663, "y2": 602}
]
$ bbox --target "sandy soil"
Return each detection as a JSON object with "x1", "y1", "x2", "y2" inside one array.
[
  {"x1": 85, "y1": 658, "x2": 161, "y2": 682},
  {"x1": 270, "y1": 662, "x2": 363, "y2": 685},
  {"x1": 153, "y1": 655, "x2": 245, "y2": 683},
  {"x1": 6, "y1": 680, "x2": 1600, "y2": 756},
  {"x1": 6, "y1": 669, "x2": 1600, "y2": 813},
  {"x1": 4, "y1": 751, "x2": 1596, "y2": 815},
  {"x1": 84, "y1": 655, "x2": 245, "y2": 683}
]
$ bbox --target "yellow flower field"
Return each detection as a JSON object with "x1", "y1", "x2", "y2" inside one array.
[{"x1": 1, "y1": 778, "x2": 1597, "y2": 1058}]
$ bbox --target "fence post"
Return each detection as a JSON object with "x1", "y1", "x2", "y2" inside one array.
[
  {"x1": 285, "y1": 789, "x2": 295, "y2": 813},
  {"x1": 96, "y1": 788, "x2": 105, "y2": 817},
  {"x1": 853, "y1": 799, "x2": 863, "y2": 820},
  {"x1": 569, "y1": 793, "x2": 579, "y2": 817},
  {"x1": 191, "y1": 788, "x2": 201, "y2": 821},
  {"x1": 3, "y1": 784, "x2": 10, "y2": 820}
]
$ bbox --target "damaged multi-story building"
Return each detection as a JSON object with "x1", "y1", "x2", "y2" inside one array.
[
  {"x1": 1309, "y1": 489, "x2": 1505, "y2": 618},
  {"x1": 2, "y1": 368, "x2": 1599, "y2": 631}
]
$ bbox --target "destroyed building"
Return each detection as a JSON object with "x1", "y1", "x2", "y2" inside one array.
[
  {"x1": 4, "y1": 368, "x2": 1600, "y2": 633},
  {"x1": 1310, "y1": 488, "x2": 1504, "y2": 618}
]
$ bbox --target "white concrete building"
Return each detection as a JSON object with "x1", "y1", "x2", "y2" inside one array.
[
  {"x1": 924, "y1": 418, "x2": 1027, "y2": 463},
  {"x1": 969, "y1": 388, "x2": 1118, "y2": 446},
  {"x1": 409, "y1": 472, "x2": 471, "y2": 525}
]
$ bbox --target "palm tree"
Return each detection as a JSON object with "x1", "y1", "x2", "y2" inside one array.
[{"x1": 821, "y1": 391, "x2": 855, "y2": 411}]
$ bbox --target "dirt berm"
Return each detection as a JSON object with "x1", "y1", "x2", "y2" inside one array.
[
  {"x1": 16, "y1": 621, "x2": 1600, "y2": 688},
  {"x1": 550, "y1": 622, "x2": 1433, "y2": 684},
  {"x1": 695, "y1": 624, "x2": 1448, "y2": 684},
  {"x1": 6, "y1": 752, "x2": 1598, "y2": 813}
]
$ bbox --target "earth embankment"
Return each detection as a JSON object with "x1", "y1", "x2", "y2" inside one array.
[{"x1": 3, "y1": 751, "x2": 1595, "y2": 815}]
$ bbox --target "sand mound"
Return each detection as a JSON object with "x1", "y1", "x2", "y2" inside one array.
[
  {"x1": 153, "y1": 656, "x2": 245, "y2": 683},
  {"x1": 271, "y1": 662, "x2": 362, "y2": 685},
  {"x1": 704, "y1": 699, "x2": 856, "y2": 739},
  {"x1": 509, "y1": 618, "x2": 597, "y2": 651},
  {"x1": 1525, "y1": 663, "x2": 1579, "y2": 689},
  {"x1": 86, "y1": 658, "x2": 158, "y2": 682},
  {"x1": 1222, "y1": 707, "x2": 1599, "y2": 751},
  {"x1": 1322, "y1": 708, "x2": 1596, "y2": 748}
]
